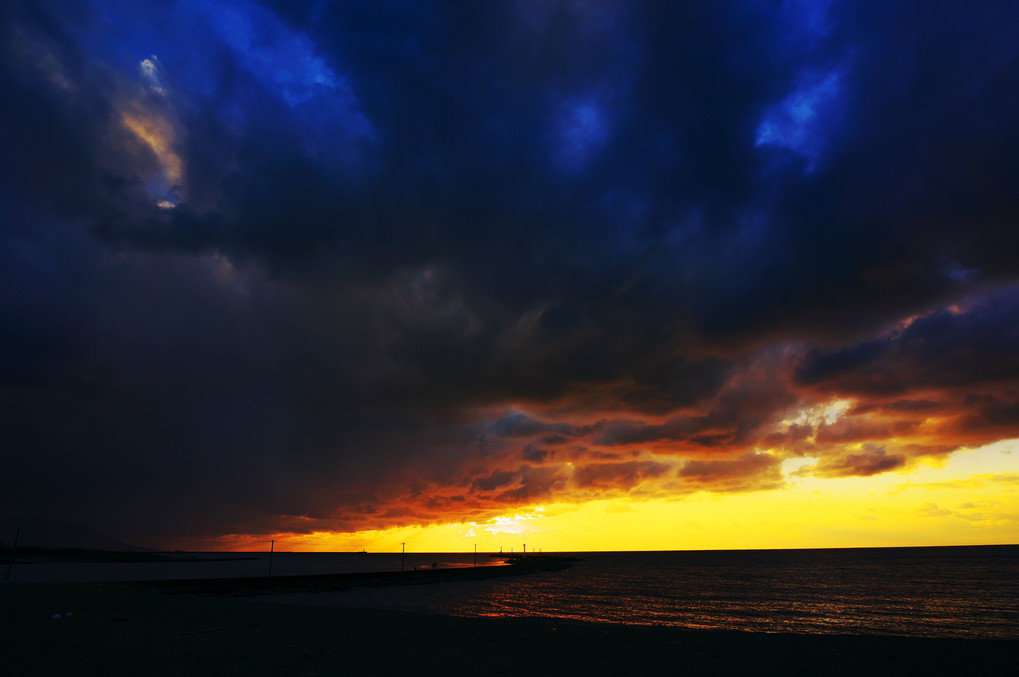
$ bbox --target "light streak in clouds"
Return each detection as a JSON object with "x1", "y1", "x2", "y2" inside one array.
[
  {"x1": 115, "y1": 55, "x2": 184, "y2": 207},
  {"x1": 121, "y1": 110, "x2": 181, "y2": 184},
  {"x1": 120, "y1": 105, "x2": 183, "y2": 205},
  {"x1": 780, "y1": 397, "x2": 853, "y2": 430},
  {"x1": 877, "y1": 313, "x2": 920, "y2": 340},
  {"x1": 139, "y1": 56, "x2": 166, "y2": 96}
]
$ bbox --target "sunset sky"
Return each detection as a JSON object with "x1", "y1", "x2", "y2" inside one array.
[{"x1": 1, "y1": 0, "x2": 1018, "y2": 552}]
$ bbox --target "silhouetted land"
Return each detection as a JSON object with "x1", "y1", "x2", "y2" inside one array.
[
  {"x1": 147, "y1": 553, "x2": 575, "y2": 595},
  {"x1": 3, "y1": 546, "x2": 260, "y2": 564},
  {"x1": 1, "y1": 553, "x2": 1016, "y2": 676}
]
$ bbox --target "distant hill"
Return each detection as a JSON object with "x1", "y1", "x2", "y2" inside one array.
[{"x1": 0, "y1": 516, "x2": 146, "y2": 551}]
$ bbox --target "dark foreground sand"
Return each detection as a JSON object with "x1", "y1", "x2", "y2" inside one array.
[{"x1": 2, "y1": 580, "x2": 1016, "y2": 677}]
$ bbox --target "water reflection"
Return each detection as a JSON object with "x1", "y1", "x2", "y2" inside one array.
[{"x1": 362, "y1": 547, "x2": 1019, "y2": 639}]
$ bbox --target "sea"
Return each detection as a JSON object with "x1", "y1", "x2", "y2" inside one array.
[
  {"x1": 9, "y1": 545, "x2": 1019, "y2": 639},
  {"x1": 413, "y1": 546, "x2": 1019, "y2": 640}
]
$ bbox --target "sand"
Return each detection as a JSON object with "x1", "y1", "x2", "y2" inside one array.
[{"x1": 2, "y1": 579, "x2": 1017, "y2": 676}]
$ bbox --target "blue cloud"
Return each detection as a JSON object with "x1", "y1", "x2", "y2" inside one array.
[
  {"x1": 755, "y1": 69, "x2": 843, "y2": 169},
  {"x1": 182, "y1": 0, "x2": 374, "y2": 144},
  {"x1": 552, "y1": 98, "x2": 608, "y2": 173},
  {"x1": 78, "y1": 0, "x2": 376, "y2": 167},
  {"x1": 185, "y1": 0, "x2": 338, "y2": 105}
]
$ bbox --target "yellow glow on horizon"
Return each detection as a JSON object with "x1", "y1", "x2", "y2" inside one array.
[{"x1": 213, "y1": 440, "x2": 1019, "y2": 553}]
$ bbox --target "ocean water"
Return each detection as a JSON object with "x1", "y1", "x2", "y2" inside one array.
[
  {"x1": 275, "y1": 546, "x2": 1019, "y2": 640},
  {"x1": 7, "y1": 551, "x2": 498, "y2": 583},
  {"x1": 464, "y1": 546, "x2": 1019, "y2": 638},
  {"x1": 11, "y1": 546, "x2": 1019, "y2": 638}
]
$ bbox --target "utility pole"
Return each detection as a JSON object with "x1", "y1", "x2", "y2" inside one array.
[
  {"x1": 474, "y1": 544, "x2": 477, "y2": 568},
  {"x1": 268, "y1": 540, "x2": 274, "y2": 577},
  {"x1": 401, "y1": 542, "x2": 406, "y2": 572}
]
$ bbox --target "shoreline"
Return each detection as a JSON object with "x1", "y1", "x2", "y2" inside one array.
[
  {"x1": 2, "y1": 579, "x2": 1017, "y2": 676},
  {"x1": 142, "y1": 554, "x2": 574, "y2": 596}
]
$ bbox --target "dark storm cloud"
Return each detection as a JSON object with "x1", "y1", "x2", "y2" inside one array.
[
  {"x1": 3, "y1": 0, "x2": 1019, "y2": 544},
  {"x1": 595, "y1": 356, "x2": 798, "y2": 450},
  {"x1": 570, "y1": 459, "x2": 674, "y2": 490},
  {"x1": 486, "y1": 412, "x2": 589, "y2": 439},
  {"x1": 807, "y1": 444, "x2": 907, "y2": 478},
  {"x1": 471, "y1": 470, "x2": 517, "y2": 493},
  {"x1": 850, "y1": 399, "x2": 947, "y2": 415},
  {"x1": 795, "y1": 286, "x2": 1019, "y2": 395},
  {"x1": 678, "y1": 452, "x2": 784, "y2": 492}
]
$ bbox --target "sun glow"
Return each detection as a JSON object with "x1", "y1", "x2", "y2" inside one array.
[
  {"x1": 194, "y1": 440, "x2": 1019, "y2": 553},
  {"x1": 482, "y1": 507, "x2": 546, "y2": 537},
  {"x1": 780, "y1": 397, "x2": 853, "y2": 430}
]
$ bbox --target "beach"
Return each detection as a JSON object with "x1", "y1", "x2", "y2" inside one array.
[{"x1": 2, "y1": 577, "x2": 1017, "y2": 677}]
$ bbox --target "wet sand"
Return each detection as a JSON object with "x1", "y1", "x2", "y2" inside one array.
[{"x1": 2, "y1": 578, "x2": 1016, "y2": 676}]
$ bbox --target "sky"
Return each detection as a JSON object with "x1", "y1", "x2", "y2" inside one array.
[{"x1": 1, "y1": 0, "x2": 1018, "y2": 552}]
